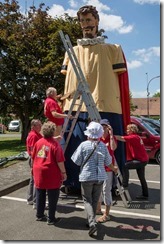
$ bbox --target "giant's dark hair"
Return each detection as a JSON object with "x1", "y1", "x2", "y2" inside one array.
[{"x1": 77, "y1": 5, "x2": 100, "y2": 22}]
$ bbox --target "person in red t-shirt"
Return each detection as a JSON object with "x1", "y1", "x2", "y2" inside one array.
[
  {"x1": 26, "y1": 119, "x2": 42, "y2": 207},
  {"x1": 115, "y1": 124, "x2": 149, "y2": 200},
  {"x1": 32, "y1": 121, "x2": 67, "y2": 225},
  {"x1": 96, "y1": 119, "x2": 118, "y2": 223},
  {"x1": 44, "y1": 87, "x2": 73, "y2": 136}
]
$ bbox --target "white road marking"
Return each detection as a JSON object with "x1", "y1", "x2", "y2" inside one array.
[
  {"x1": 1, "y1": 196, "x2": 27, "y2": 202},
  {"x1": 1, "y1": 196, "x2": 160, "y2": 220},
  {"x1": 58, "y1": 203, "x2": 160, "y2": 220},
  {"x1": 129, "y1": 179, "x2": 160, "y2": 184},
  {"x1": 109, "y1": 209, "x2": 160, "y2": 220},
  {"x1": 147, "y1": 164, "x2": 159, "y2": 167}
]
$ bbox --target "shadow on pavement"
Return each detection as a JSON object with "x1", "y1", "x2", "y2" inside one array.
[
  {"x1": 127, "y1": 183, "x2": 160, "y2": 205},
  {"x1": 54, "y1": 215, "x2": 160, "y2": 240},
  {"x1": 57, "y1": 204, "x2": 84, "y2": 214},
  {"x1": 95, "y1": 218, "x2": 159, "y2": 241}
]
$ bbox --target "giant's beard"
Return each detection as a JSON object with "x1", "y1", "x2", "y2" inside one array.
[
  {"x1": 84, "y1": 33, "x2": 94, "y2": 38},
  {"x1": 82, "y1": 26, "x2": 96, "y2": 38}
]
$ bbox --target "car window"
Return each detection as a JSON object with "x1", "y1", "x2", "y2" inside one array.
[
  {"x1": 153, "y1": 119, "x2": 160, "y2": 126},
  {"x1": 145, "y1": 121, "x2": 158, "y2": 130},
  {"x1": 141, "y1": 121, "x2": 159, "y2": 136},
  {"x1": 141, "y1": 117, "x2": 160, "y2": 128},
  {"x1": 12, "y1": 122, "x2": 19, "y2": 126}
]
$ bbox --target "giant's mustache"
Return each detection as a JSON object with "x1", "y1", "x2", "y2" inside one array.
[{"x1": 82, "y1": 26, "x2": 96, "y2": 31}]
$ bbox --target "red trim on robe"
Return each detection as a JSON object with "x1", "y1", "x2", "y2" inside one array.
[{"x1": 119, "y1": 52, "x2": 131, "y2": 132}]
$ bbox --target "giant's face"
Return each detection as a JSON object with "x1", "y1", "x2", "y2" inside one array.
[{"x1": 79, "y1": 13, "x2": 99, "y2": 38}]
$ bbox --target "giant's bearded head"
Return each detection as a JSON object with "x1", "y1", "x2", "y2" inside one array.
[{"x1": 77, "y1": 5, "x2": 99, "y2": 38}]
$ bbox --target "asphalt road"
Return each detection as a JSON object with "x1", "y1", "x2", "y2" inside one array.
[{"x1": 0, "y1": 162, "x2": 160, "y2": 241}]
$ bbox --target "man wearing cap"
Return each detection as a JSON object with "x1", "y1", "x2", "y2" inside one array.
[
  {"x1": 61, "y1": 5, "x2": 130, "y2": 189},
  {"x1": 71, "y1": 121, "x2": 117, "y2": 236}
]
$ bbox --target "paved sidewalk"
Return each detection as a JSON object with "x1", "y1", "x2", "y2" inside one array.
[
  {"x1": 0, "y1": 160, "x2": 160, "y2": 240},
  {"x1": 0, "y1": 160, "x2": 30, "y2": 197}
]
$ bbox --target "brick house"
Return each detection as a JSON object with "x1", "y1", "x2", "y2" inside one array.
[{"x1": 131, "y1": 97, "x2": 160, "y2": 117}]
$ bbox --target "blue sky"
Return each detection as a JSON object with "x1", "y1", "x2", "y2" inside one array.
[{"x1": 9, "y1": 0, "x2": 161, "y2": 98}]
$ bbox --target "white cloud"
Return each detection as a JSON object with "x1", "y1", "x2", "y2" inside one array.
[
  {"x1": 48, "y1": 5, "x2": 65, "y2": 17},
  {"x1": 65, "y1": 9, "x2": 78, "y2": 17},
  {"x1": 48, "y1": 1, "x2": 133, "y2": 34},
  {"x1": 132, "y1": 46, "x2": 160, "y2": 62},
  {"x1": 83, "y1": 0, "x2": 110, "y2": 11},
  {"x1": 68, "y1": 0, "x2": 79, "y2": 8},
  {"x1": 127, "y1": 60, "x2": 142, "y2": 69},
  {"x1": 132, "y1": 88, "x2": 160, "y2": 98},
  {"x1": 131, "y1": 90, "x2": 147, "y2": 98},
  {"x1": 99, "y1": 14, "x2": 133, "y2": 34},
  {"x1": 133, "y1": 0, "x2": 160, "y2": 4},
  {"x1": 149, "y1": 47, "x2": 160, "y2": 56},
  {"x1": 156, "y1": 89, "x2": 160, "y2": 93},
  {"x1": 48, "y1": 4, "x2": 77, "y2": 18},
  {"x1": 117, "y1": 25, "x2": 134, "y2": 34},
  {"x1": 127, "y1": 46, "x2": 160, "y2": 71}
]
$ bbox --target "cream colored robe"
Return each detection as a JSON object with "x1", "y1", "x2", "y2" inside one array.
[{"x1": 61, "y1": 42, "x2": 126, "y2": 114}]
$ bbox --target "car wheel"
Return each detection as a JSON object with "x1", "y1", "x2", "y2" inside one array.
[{"x1": 155, "y1": 151, "x2": 160, "y2": 165}]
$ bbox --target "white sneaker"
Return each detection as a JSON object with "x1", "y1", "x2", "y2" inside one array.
[
  {"x1": 33, "y1": 204, "x2": 36, "y2": 210},
  {"x1": 27, "y1": 201, "x2": 33, "y2": 205}
]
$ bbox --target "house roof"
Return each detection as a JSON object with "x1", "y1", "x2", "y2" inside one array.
[{"x1": 131, "y1": 97, "x2": 160, "y2": 116}]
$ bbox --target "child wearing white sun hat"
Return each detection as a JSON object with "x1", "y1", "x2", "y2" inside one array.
[
  {"x1": 71, "y1": 121, "x2": 117, "y2": 236},
  {"x1": 84, "y1": 121, "x2": 104, "y2": 139}
]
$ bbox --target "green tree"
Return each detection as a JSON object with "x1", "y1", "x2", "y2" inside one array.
[
  {"x1": 153, "y1": 92, "x2": 160, "y2": 97},
  {"x1": 129, "y1": 91, "x2": 136, "y2": 114},
  {"x1": 0, "y1": 0, "x2": 81, "y2": 142}
]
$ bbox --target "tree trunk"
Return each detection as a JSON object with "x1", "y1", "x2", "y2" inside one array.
[{"x1": 20, "y1": 116, "x2": 31, "y2": 144}]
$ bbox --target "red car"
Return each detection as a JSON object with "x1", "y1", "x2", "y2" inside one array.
[{"x1": 130, "y1": 116, "x2": 160, "y2": 164}]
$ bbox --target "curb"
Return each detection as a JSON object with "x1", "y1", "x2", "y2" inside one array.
[{"x1": 0, "y1": 178, "x2": 30, "y2": 197}]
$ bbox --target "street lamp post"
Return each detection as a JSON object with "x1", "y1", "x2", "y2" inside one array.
[
  {"x1": 146, "y1": 73, "x2": 148, "y2": 117},
  {"x1": 147, "y1": 75, "x2": 160, "y2": 117}
]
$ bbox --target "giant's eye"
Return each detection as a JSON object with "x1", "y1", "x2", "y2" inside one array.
[{"x1": 86, "y1": 18, "x2": 91, "y2": 22}]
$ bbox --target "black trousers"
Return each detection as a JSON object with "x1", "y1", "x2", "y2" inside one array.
[
  {"x1": 122, "y1": 160, "x2": 148, "y2": 197},
  {"x1": 36, "y1": 188, "x2": 60, "y2": 222}
]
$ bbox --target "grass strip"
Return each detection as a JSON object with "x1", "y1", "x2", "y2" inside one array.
[{"x1": 0, "y1": 137, "x2": 26, "y2": 158}]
